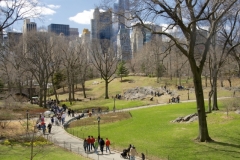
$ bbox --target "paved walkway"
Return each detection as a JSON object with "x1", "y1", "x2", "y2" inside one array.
[
  {"x1": 43, "y1": 97, "x2": 232, "y2": 160},
  {"x1": 43, "y1": 114, "x2": 141, "y2": 160}
]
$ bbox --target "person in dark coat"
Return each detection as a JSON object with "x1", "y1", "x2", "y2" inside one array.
[
  {"x1": 47, "y1": 123, "x2": 52, "y2": 133},
  {"x1": 99, "y1": 138, "x2": 105, "y2": 154},
  {"x1": 83, "y1": 138, "x2": 88, "y2": 152}
]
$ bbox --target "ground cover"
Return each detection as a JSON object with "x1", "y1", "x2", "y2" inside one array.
[
  {"x1": 59, "y1": 76, "x2": 235, "y2": 113},
  {"x1": 68, "y1": 98, "x2": 240, "y2": 160},
  {"x1": 68, "y1": 98, "x2": 155, "y2": 112},
  {"x1": 0, "y1": 144, "x2": 89, "y2": 160}
]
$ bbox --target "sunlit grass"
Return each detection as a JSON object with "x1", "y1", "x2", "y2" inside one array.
[
  {"x1": 0, "y1": 144, "x2": 88, "y2": 160},
  {"x1": 68, "y1": 99, "x2": 240, "y2": 160}
]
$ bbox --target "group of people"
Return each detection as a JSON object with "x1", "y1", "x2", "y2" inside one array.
[
  {"x1": 123, "y1": 144, "x2": 145, "y2": 160},
  {"x1": 83, "y1": 136, "x2": 111, "y2": 155},
  {"x1": 36, "y1": 113, "x2": 52, "y2": 135},
  {"x1": 169, "y1": 95, "x2": 180, "y2": 103},
  {"x1": 67, "y1": 108, "x2": 75, "y2": 117}
]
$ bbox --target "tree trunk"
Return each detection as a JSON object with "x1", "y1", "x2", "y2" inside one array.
[
  {"x1": 192, "y1": 68, "x2": 212, "y2": 142},
  {"x1": 51, "y1": 75, "x2": 59, "y2": 103},
  {"x1": 227, "y1": 78, "x2": 232, "y2": 88},
  {"x1": 39, "y1": 88, "x2": 43, "y2": 107},
  {"x1": 205, "y1": 76, "x2": 207, "y2": 87},
  {"x1": 72, "y1": 84, "x2": 75, "y2": 101},
  {"x1": 105, "y1": 79, "x2": 109, "y2": 99},
  {"x1": 68, "y1": 84, "x2": 72, "y2": 105},
  {"x1": 208, "y1": 90, "x2": 213, "y2": 113},
  {"x1": 212, "y1": 72, "x2": 219, "y2": 110},
  {"x1": 82, "y1": 82, "x2": 86, "y2": 98}
]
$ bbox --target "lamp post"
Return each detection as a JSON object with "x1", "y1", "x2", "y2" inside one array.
[
  {"x1": 26, "y1": 110, "x2": 29, "y2": 132},
  {"x1": 97, "y1": 116, "x2": 101, "y2": 137}
]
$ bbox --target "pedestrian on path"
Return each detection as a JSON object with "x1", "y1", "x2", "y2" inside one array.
[
  {"x1": 94, "y1": 139, "x2": 99, "y2": 154},
  {"x1": 105, "y1": 138, "x2": 111, "y2": 153},
  {"x1": 99, "y1": 138, "x2": 105, "y2": 154},
  {"x1": 83, "y1": 138, "x2": 88, "y2": 153},
  {"x1": 87, "y1": 136, "x2": 91, "y2": 152},
  {"x1": 141, "y1": 153, "x2": 145, "y2": 160},
  {"x1": 42, "y1": 123, "x2": 46, "y2": 135},
  {"x1": 47, "y1": 123, "x2": 52, "y2": 134},
  {"x1": 51, "y1": 116, "x2": 54, "y2": 124},
  {"x1": 129, "y1": 145, "x2": 138, "y2": 160},
  {"x1": 90, "y1": 136, "x2": 95, "y2": 150}
]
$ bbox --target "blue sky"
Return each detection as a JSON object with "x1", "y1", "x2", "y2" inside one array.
[{"x1": 11, "y1": 0, "x2": 102, "y2": 35}]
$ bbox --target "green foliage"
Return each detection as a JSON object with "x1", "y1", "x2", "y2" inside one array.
[
  {"x1": 3, "y1": 139, "x2": 11, "y2": 145},
  {"x1": 141, "y1": 63, "x2": 146, "y2": 73},
  {"x1": 53, "y1": 71, "x2": 66, "y2": 89},
  {"x1": 116, "y1": 61, "x2": 129, "y2": 80},
  {"x1": 156, "y1": 63, "x2": 166, "y2": 78}
]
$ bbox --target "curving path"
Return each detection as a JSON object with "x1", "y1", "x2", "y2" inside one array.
[
  {"x1": 44, "y1": 114, "x2": 141, "y2": 160},
  {"x1": 44, "y1": 97, "x2": 232, "y2": 160}
]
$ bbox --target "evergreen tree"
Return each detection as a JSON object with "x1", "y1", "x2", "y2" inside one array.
[{"x1": 117, "y1": 61, "x2": 129, "y2": 81}]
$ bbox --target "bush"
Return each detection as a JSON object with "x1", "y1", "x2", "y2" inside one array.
[
  {"x1": 3, "y1": 139, "x2": 11, "y2": 145},
  {"x1": 222, "y1": 98, "x2": 240, "y2": 111}
]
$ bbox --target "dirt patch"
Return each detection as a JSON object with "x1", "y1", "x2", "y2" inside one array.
[{"x1": 0, "y1": 121, "x2": 35, "y2": 138}]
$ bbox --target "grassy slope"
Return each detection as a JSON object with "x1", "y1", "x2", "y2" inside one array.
[
  {"x1": 45, "y1": 76, "x2": 240, "y2": 159},
  {"x1": 57, "y1": 76, "x2": 236, "y2": 112},
  {"x1": 70, "y1": 99, "x2": 240, "y2": 160},
  {"x1": 0, "y1": 144, "x2": 88, "y2": 160}
]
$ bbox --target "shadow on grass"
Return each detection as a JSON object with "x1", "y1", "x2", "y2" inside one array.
[
  {"x1": 120, "y1": 79, "x2": 135, "y2": 83},
  {"x1": 213, "y1": 141, "x2": 240, "y2": 149},
  {"x1": 194, "y1": 140, "x2": 240, "y2": 159}
]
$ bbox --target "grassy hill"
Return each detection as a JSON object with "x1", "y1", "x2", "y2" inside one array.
[
  {"x1": 61, "y1": 76, "x2": 240, "y2": 160},
  {"x1": 54, "y1": 76, "x2": 237, "y2": 112}
]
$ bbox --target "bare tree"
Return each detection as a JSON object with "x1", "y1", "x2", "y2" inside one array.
[
  {"x1": 90, "y1": 39, "x2": 119, "y2": 99},
  {"x1": 0, "y1": 0, "x2": 42, "y2": 32},
  {"x1": 123, "y1": 0, "x2": 240, "y2": 142},
  {"x1": 208, "y1": 10, "x2": 240, "y2": 111},
  {"x1": 58, "y1": 36, "x2": 89, "y2": 103},
  {"x1": 21, "y1": 31, "x2": 60, "y2": 107}
]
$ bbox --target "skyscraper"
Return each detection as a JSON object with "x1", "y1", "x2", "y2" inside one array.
[
  {"x1": 69, "y1": 28, "x2": 79, "y2": 38},
  {"x1": 23, "y1": 19, "x2": 37, "y2": 34},
  {"x1": 131, "y1": 24, "x2": 162, "y2": 54},
  {"x1": 91, "y1": 8, "x2": 112, "y2": 41},
  {"x1": 117, "y1": 27, "x2": 132, "y2": 60},
  {"x1": 112, "y1": 0, "x2": 132, "y2": 60},
  {"x1": 48, "y1": 24, "x2": 70, "y2": 36}
]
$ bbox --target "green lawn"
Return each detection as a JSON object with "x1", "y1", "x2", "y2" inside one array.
[
  {"x1": 68, "y1": 98, "x2": 153, "y2": 111},
  {"x1": 69, "y1": 99, "x2": 240, "y2": 160},
  {"x1": 0, "y1": 144, "x2": 89, "y2": 160}
]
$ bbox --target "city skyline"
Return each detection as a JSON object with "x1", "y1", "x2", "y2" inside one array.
[{"x1": 7, "y1": 0, "x2": 102, "y2": 35}]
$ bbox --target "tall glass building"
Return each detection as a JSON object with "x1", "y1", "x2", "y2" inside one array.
[
  {"x1": 91, "y1": 8, "x2": 112, "y2": 41},
  {"x1": 48, "y1": 24, "x2": 70, "y2": 36}
]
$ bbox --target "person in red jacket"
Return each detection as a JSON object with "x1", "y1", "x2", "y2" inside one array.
[
  {"x1": 87, "y1": 136, "x2": 91, "y2": 152},
  {"x1": 90, "y1": 136, "x2": 95, "y2": 150},
  {"x1": 105, "y1": 138, "x2": 111, "y2": 153}
]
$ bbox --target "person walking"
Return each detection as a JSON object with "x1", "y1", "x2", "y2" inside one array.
[
  {"x1": 129, "y1": 145, "x2": 138, "y2": 160},
  {"x1": 105, "y1": 138, "x2": 111, "y2": 153},
  {"x1": 99, "y1": 138, "x2": 105, "y2": 154},
  {"x1": 141, "y1": 153, "x2": 145, "y2": 160},
  {"x1": 83, "y1": 138, "x2": 88, "y2": 153},
  {"x1": 94, "y1": 139, "x2": 99, "y2": 154},
  {"x1": 51, "y1": 116, "x2": 54, "y2": 124},
  {"x1": 47, "y1": 123, "x2": 52, "y2": 134},
  {"x1": 42, "y1": 123, "x2": 46, "y2": 135},
  {"x1": 90, "y1": 136, "x2": 95, "y2": 150},
  {"x1": 87, "y1": 136, "x2": 91, "y2": 152}
]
